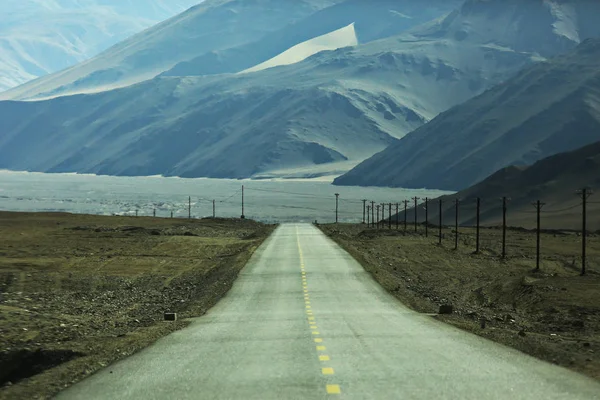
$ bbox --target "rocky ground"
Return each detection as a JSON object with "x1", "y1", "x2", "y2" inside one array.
[
  {"x1": 319, "y1": 223, "x2": 600, "y2": 381},
  {"x1": 0, "y1": 212, "x2": 274, "y2": 399}
]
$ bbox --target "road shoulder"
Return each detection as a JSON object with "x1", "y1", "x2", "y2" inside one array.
[{"x1": 318, "y1": 223, "x2": 600, "y2": 382}]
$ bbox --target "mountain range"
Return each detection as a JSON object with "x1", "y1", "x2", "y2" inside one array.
[
  {"x1": 0, "y1": 0, "x2": 200, "y2": 92},
  {"x1": 1, "y1": 0, "x2": 600, "y2": 181},
  {"x1": 0, "y1": 0, "x2": 346, "y2": 100}
]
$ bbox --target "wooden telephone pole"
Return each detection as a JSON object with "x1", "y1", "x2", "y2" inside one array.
[
  {"x1": 532, "y1": 200, "x2": 546, "y2": 271},
  {"x1": 577, "y1": 188, "x2": 593, "y2": 275}
]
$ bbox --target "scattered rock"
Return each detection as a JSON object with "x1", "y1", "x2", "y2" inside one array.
[
  {"x1": 518, "y1": 330, "x2": 526, "y2": 337},
  {"x1": 164, "y1": 312, "x2": 177, "y2": 321},
  {"x1": 438, "y1": 304, "x2": 453, "y2": 314}
]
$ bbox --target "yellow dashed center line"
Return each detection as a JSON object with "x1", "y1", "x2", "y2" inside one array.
[
  {"x1": 327, "y1": 385, "x2": 341, "y2": 394},
  {"x1": 296, "y1": 226, "x2": 340, "y2": 396}
]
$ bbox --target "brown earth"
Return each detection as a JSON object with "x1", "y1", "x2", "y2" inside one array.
[
  {"x1": 319, "y1": 223, "x2": 600, "y2": 381},
  {"x1": 0, "y1": 212, "x2": 274, "y2": 400}
]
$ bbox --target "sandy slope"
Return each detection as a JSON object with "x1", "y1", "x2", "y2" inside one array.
[{"x1": 241, "y1": 23, "x2": 358, "y2": 74}]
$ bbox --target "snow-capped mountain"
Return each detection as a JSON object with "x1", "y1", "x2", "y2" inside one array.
[
  {"x1": 334, "y1": 38, "x2": 600, "y2": 190},
  {"x1": 0, "y1": 0, "x2": 201, "y2": 92},
  {"x1": 1, "y1": 0, "x2": 599, "y2": 180}
]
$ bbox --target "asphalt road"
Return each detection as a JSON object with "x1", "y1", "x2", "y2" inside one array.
[{"x1": 57, "y1": 223, "x2": 600, "y2": 399}]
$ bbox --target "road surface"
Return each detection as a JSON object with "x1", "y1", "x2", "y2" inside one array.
[{"x1": 57, "y1": 223, "x2": 600, "y2": 399}]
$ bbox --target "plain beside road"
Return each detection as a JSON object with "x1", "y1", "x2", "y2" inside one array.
[
  {"x1": 55, "y1": 224, "x2": 600, "y2": 399},
  {"x1": 0, "y1": 212, "x2": 273, "y2": 399},
  {"x1": 319, "y1": 223, "x2": 600, "y2": 382}
]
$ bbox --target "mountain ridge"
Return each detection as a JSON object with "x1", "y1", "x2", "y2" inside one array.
[
  {"x1": 405, "y1": 139, "x2": 600, "y2": 230},
  {"x1": 334, "y1": 37, "x2": 600, "y2": 190},
  {"x1": 0, "y1": 0, "x2": 340, "y2": 100}
]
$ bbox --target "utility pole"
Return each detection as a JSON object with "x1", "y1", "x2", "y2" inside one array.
[
  {"x1": 362, "y1": 200, "x2": 367, "y2": 224},
  {"x1": 376, "y1": 205, "x2": 380, "y2": 229},
  {"x1": 502, "y1": 197, "x2": 509, "y2": 259},
  {"x1": 532, "y1": 200, "x2": 546, "y2": 271},
  {"x1": 475, "y1": 197, "x2": 481, "y2": 253},
  {"x1": 171, "y1": 210, "x2": 173, "y2": 219},
  {"x1": 388, "y1": 203, "x2": 392, "y2": 229},
  {"x1": 403, "y1": 200, "x2": 409, "y2": 231},
  {"x1": 153, "y1": 208, "x2": 156, "y2": 218},
  {"x1": 425, "y1": 197, "x2": 429, "y2": 238},
  {"x1": 371, "y1": 201, "x2": 375, "y2": 228},
  {"x1": 335, "y1": 193, "x2": 340, "y2": 223},
  {"x1": 455, "y1": 199, "x2": 460, "y2": 250},
  {"x1": 213, "y1": 200, "x2": 216, "y2": 218},
  {"x1": 241, "y1": 185, "x2": 245, "y2": 219},
  {"x1": 413, "y1": 197, "x2": 420, "y2": 233},
  {"x1": 367, "y1": 205, "x2": 371, "y2": 226},
  {"x1": 438, "y1": 199, "x2": 443, "y2": 245},
  {"x1": 577, "y1": 188, "x2": 593, "y2": 275},
  {"x1": 136, "y1": 209, "x2": 138, "y2": 217},
  {"x1": 188, "y1": 196, "x2": 191, "y2": 219},
  {"x1": 395, "y1": 203, "x2": 399, "y2": 230}
]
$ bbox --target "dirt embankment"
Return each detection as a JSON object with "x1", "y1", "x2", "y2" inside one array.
[
  {"x1": 319, "y1": 223, "x2": 600, "y2": 381},
  {"x1": 0, "y1": 212, "x2": 274, "y2": 399}
]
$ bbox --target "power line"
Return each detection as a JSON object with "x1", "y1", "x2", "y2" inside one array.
[
  {"x1": 244, "y1": 187, "x2": 366, "y2": 204},
  {"x1": 521, "y1": 203, "x2": 581, "y2": 214},
  {"x1": 218, "y1": 189, "x2": 242, "y2": 203}
]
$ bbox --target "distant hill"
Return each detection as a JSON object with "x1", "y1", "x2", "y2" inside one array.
[
  {"x1": 0, "y1": 0, "x2": 200, "y2": 92},
  {"x1": 405, "y1": 141, "x2": 600, "y2": 231},
  {"x1": 335, "y1": 37, "x2": 600, "y2": 190}
]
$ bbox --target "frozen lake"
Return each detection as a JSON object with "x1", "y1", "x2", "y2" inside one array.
[{"x1": 0, "y1": 171, "x2": 452, "y2": 223}]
